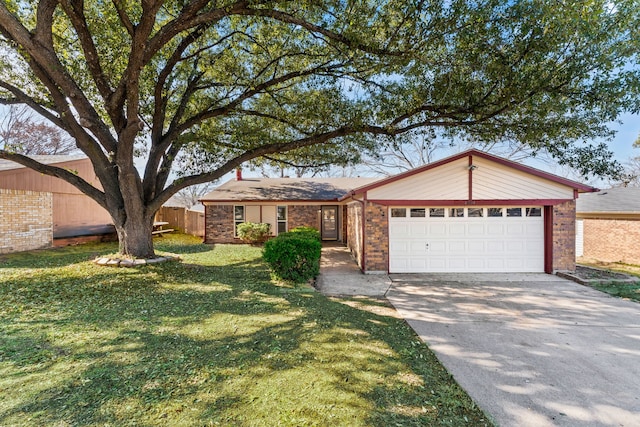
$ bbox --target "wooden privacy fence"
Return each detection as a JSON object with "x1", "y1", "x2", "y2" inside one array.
[{"x1": 156, "y1": 206, "x2": 205, "y2": 237}]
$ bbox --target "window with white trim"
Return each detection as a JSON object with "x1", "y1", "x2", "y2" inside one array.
[
  {"x1": 234, "y1": 205, "x2": 245, "y2": 237},
  {"x1": 467, "y1": 208, "x2": 483, "y2": 217},
  {"x1": 450, "y1": 207, "x2": 465, "y2": 217},
  {"x1": 429, "y1": 208, "x2": 445, "y2": 217},
  {"x1": 277, "y1": 206, "x2": 287, "y2": 234},
  {"x1": 526, "y1": 207, "x2": 542, "y2": 217},
  {"x1": 391, "y1": 208, "x2": 407, "y2": 217}
]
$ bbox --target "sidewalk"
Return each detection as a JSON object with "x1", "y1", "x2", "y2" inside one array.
[{"x1": 315, "y1": 243, "x2": 391, "y2": 297}]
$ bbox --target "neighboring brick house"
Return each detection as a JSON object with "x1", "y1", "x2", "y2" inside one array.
[
  {"x1": 576, "y1": 187, "x2": 640, "y2": 265},
  {"x1": 202, "y1": 150, "x2": 596, "y2": 274},
  {"x1": 0, "y1": 155, "x2": 114, "y2": 250}
]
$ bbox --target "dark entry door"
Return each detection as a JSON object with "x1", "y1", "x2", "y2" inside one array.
[{"x1": 321, "y1": 206, "x2": 339, "y2": 240}]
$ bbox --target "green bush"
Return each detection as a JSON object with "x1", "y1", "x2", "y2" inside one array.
[
  {"x1": 236, "y1": 222, "x2": 271, "y2": 243},
  {"x1": 263, "y1": 231, "x2": 321, "y2": 282},
  {"x1": 288, "y1": 226, "x2": 321, "y2": 242}
]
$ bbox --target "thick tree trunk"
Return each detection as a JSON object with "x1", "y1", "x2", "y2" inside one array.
[{"x1": 114, "y1": 213, "x2": 156, "y2": 259}]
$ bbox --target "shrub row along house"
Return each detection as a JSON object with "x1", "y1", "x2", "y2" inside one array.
[{"x1": 202, "y1": 150, "x2": 597, "y2": 274}]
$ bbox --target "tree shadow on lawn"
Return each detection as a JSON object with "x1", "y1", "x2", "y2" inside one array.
[
  {"x1": 0, "y1": 251, "x2": 489, "y2": 426},
  {"x1": 0, "y1": 241, "x2": 120, "y2": 269}
]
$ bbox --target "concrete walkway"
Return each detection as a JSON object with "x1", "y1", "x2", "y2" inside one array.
[{"x1": 315, "y1": 244, "x2": 391, "y2": 297}]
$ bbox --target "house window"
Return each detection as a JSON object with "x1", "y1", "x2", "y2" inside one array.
[
  {"x1": 410, "y1": 208, "x2": 426, "y2": 218},
  {"x1": 391, "y1": 208, "x2": 407, "y2": 217},
  {"x1": 506, "y1": 208, "x2": 522, "y2": 217},
  {"x1": 234, "y1": 205, "x2": 245, "y2": 236},
  {"x1": 277, "y1": 206, "x2": 287, "y2": 234},
  {"x1": 526, "y1": 207, "x2": 542, "y2": 217},
  {"x1": 488, "y1": 208, "x2": 503, "y2": 217},
  {"x1": 429, "y1": 208, "x2": 445, "y2": 217},
  {"x1": 467, "y1": 208, "x2": 483, "y2": 217},
  {"x1": 450, "y1": 208, "x2": 465, "y2": 217}
]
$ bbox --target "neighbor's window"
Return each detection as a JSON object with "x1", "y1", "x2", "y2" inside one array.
[
  {"x1": 450, "y1": 208, "x2": 465, "y2": 217},
  {"x1": 468, "y1": 208, "x2": 483, "y2": 217},
  {"x1": 506, "y1": 208, "x2": 522, "y2": 217},
  {"x1": 391, "y1": 208, "x2": 407, "y2": 218},
  {"x1": 429, "y1": 208, "x2": 445, "y2": 217},
  {"x1": 234, "y1": 205, "x2": 245, "y2": 236},
  {"x1": 410, "y1": 208, "x2": 426, "y2": 218},
  {"x1": 488, "y1": 208, "x2": 503, "y2": 217},
  {"x1": 526, "y1": 207, "x2": 542, "y2": 217},
  {"x1": 277, "y1": 205, "x2": 288, "y2": 234}
]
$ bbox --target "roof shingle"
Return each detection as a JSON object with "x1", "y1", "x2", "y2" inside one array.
[{"x1": 201, "y1": 177, "x2": 379, "y2": 202}]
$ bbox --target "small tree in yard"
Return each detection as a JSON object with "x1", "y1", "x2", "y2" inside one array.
[{"x1": 0, "y1": 1, "x2": 638, "y2": 258}]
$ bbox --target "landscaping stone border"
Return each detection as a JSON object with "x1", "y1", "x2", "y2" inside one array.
[
  {"x1": 557, "y1": 265, "x2": 640, "y2": 286},
  {"x1": 94, "y1": 255, "x2": 181, "y2": 267}
]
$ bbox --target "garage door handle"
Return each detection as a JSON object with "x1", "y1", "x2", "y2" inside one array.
[{"x1": 425, "y1": 243, "x2": 429, "y2": 251}]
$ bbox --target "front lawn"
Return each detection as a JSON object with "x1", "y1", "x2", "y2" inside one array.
[
  {"x1": 0, "y1": 234, "x2": 491, "y2": 426},
  {"x1": 577, "y1": 259, "x2": 640, "y2": 303}
]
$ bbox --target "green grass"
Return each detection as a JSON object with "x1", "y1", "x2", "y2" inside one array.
[
  {"x1": 0, "y1": 234, "x2": 491, "y2": 426},
  {"x1": 578, "y1": 260, "x2": 640, "y2": 303}
]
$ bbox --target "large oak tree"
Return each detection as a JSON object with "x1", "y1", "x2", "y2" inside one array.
[{"x1": 0, "y1": 0, "x2": 638, "y2": 258}]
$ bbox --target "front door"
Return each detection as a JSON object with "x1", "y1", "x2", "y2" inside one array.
[{"x1": 321, "y1": 206, "x2": 339, "y2": 240}]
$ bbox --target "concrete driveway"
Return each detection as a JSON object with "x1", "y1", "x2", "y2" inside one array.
[{"x1": 386, "y1": 273, "x2": 640, "y2": 427}]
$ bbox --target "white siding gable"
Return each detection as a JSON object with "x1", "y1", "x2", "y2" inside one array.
[
  {"x1": 368, "y1": 158, "x2": 468, "y2": 200},
  {"x1": 472, "y1": 157, "x2": 573, "y2": 200},
  {"x1": 366, "y1": 155, "x2": 574, "y2": 201}
]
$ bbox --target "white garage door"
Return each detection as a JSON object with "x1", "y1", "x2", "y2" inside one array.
[{"x1": 389, "y1": 207, "x2": 544, "y2": 273}]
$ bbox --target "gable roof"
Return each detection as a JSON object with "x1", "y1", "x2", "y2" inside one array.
[
  {"x1": 201, "y1": 177, "x2": 379, "y2": 202},
  {"x1": 0, "y1": 154, "x2": 87, "y2": 172},
  {"x1": 577, "y1": 187, "x2": 640, "y2": 213},
  {"x1": 341, "y1": 149, "x2": 598, "y2": 199}
]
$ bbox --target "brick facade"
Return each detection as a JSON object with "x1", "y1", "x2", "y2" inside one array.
[
  {"x1": 0, "y1": 189, "x2": 53, "y2": 254},
  {"x1": 363, "y1": 202, "x2": 389, "y2": 272},
  {"x1": 552, "y1": 200, "x2": 576, "y2": 271},
  {"x1": 204, "y1": 205, "x2": 236, "y2": 243},
  {"x1": 347, "y1": 202, "x2": 363, "y2": 269},
  {"x1": 288, "y1": 205, "x2": 320, "y2": 231},
  {"x1": 582, "y1": 218, "x2": 640, "y2": 264}
]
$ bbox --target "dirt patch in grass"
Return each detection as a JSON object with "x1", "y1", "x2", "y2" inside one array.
[{"x1": 573, "y1": 265, "x2": 632, "y2": 281}]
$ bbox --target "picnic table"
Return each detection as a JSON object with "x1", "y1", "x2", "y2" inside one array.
[{"x1": 152, "y1": 221, "x2": 174, "y2": 236}]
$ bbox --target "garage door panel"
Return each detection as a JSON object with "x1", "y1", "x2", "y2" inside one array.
[
  {"x1": 389, "y1": 206, "x2": 544, "y2": 273},
  {"x1": 448, "y1": 241, "x2": 466, "y2": 252},
  {"x1": 468, "y1": 241, "x2": 485, "y2": 252},
  {"x1": 487, "y1": 241, "x2": 505, "y2": 252},
  {"x1": 467, "y1": 224, "x2": 485, "y2": 235},
  {"x1": 449, "y1": 224, "x2": 466, "y2": 235}
]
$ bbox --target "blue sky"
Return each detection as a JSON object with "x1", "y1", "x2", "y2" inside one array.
[{"x1": 608, "y1": 113, "x2": 640, "y2": 162}]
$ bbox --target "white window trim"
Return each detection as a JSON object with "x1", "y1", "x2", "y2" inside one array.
[{"x1": 234, "y1": 205, "x2": 245, "y2": 237}]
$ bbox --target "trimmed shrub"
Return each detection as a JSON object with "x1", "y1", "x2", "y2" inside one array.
[
  {"x1": 236, "y1": 222, "x2": 271, "y2": 244},
  {"x1": 263, "y1": 231, "x2": 321, "y2": 282},
  {"x1": 288, "y1": 226, "x2": 321, "y2": 242}
]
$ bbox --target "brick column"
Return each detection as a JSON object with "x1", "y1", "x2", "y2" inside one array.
[{"x1": 552, "y1": 200, "x2": 576, "y2": 271}]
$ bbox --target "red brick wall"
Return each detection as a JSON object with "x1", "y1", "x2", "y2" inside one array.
[
  {"x1": 204, "y1": 205, "x2": 237, "y2": 243},
  {"x1": 288, "y1": 205, "x2": 320, "y2": 232},
  {"x1": 583, "y1": 218, "x2": 640, "y2": 264},
  {"x1": 552, "y1": 200, "x2": 576, "y2": 271},
  {"x1": 347, "y1": 202, "x2": 363, "y2": 270},
  {"x1": 363, "y1": 202, "x2": 388, "y2": 272}
]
